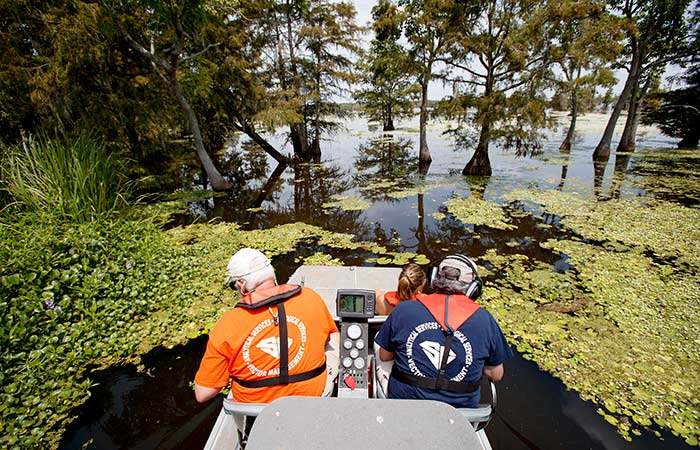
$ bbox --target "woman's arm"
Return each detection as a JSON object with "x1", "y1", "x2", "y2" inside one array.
[
  {"x1": 482, "y1": 364, "x2": 504, "y2": 382},
  {"x1": 379, "y1": 346, "x2": 394, "y2": 361}
]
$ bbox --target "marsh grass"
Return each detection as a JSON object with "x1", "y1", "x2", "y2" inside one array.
[{"x1": 1, "y1": 134, "x2": 129, "y2": 221}]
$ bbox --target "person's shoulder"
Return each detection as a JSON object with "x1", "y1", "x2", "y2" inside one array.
[
  {"x1": 385, "y1": 291, "x2": 401, "y2": 306},
  {"x1": 209, "y1": 308, "x2": 246, "y2": 338}
]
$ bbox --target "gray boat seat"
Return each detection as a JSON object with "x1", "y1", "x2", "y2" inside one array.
[{"x1": 244, "y1": 396, "x2": 484, "y2": 450}]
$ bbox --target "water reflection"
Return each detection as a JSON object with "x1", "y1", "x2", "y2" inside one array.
[
  {"x1": 354, "y1": 136, "x2": 417, "y2": 202},
  {"x1": 59, "y1": 338, "x2": 216, "y2": 450},
  {"x1": 609, "y1": 151, "x2": 633, "y2": 200},
  {"x1": 253, "y1": 162, "x2": 369, "y2": 236},
  {"x1": 591, "y1": 150, "x2": 634, "y2": 201},
  {"x1": 593, "y1": 159, "x2": 607, "y2": 200}
]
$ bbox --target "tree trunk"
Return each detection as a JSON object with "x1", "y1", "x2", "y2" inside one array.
[
  {"x1": 418, "y1": 80, "x2": 432, "y2": 163},
  {"x1": 418, "y1": 160, "x2": 431, "y2": 175},
  {"x1": 557, "y1": 147, "x2": 570, "y2": 191},
  {"x1": 616, "y1": 74, "x2": 640, "y2": 153},
  {"x1": 678, "y1": 134, "x2": 700, "y2": 148},
  {"x1": 290, "y1": 123, "x2": 310, "y2": 160},
  {"x1": 237, "y1": 121, "x2": 291, "y2": 164},
  {"x1": 384, "y1": 104, "x2": 395, "y2": 131},
  {"x1": 560, "y1": 92, "x2": 578, "y2": 151},
  {"x1": 617, "y1": 75, "x2": 652, "y2": 153},
  {"x1": 384, "y1": 117, "x2": 395, "y2": 131},
  {"x1": 311, "y1": 53, "x2": 322, "y2": 157},
  {"x1": 169, "y1": 75, "x2": 232, "y2": 191},
  {"x1": 117, "y1": 23, "x2": 231, "y2": 190},
  {"x1": 616, "y1": 103, "x2": 639, "y2": 152},
  {"x1": 593, "y1": 44, "x2": 643, "y2": 162},
  {"x1": 462, "y1": 123, "x2": 492, "y2": 176}
]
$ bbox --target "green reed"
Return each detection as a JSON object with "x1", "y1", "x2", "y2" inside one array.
[{"x1": 1, "y1": 134, "x2": 129, "y2": 221}]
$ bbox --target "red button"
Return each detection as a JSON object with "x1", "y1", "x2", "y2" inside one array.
[{"x1": 344, "y1": 374, "x2": 356, "y2": 390}]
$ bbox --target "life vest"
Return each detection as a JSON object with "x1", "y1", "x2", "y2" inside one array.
[
  {"x1": 385, "y1": 291, "x2": 428, "y2": 307},
  {"x1": 391, "y1": 294, "x2": 481, "y2": 393},
  {"x1": 232, "y1": 284, "x2": 327, "y2": 388}
]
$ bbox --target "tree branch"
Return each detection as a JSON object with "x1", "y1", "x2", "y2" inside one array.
[
  {"x1": 182, "y1": 42, "x2": 222, "y2": 62},
  {"x1": 439, "y1": 58, "x2": 486, "y2": 79}
]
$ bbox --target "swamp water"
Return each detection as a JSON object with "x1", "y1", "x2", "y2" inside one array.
[{"x1": 60, "y1": 114, "x2": 699, "y2": 449}]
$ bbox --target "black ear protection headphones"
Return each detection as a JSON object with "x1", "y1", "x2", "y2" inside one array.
[{"x1": 431, "y1": 254, "x2": 483, "y2": 300}]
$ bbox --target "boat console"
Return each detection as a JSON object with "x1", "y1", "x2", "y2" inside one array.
[{"x1": 336, "y1": 289, "x2": 375, "y2": 398}]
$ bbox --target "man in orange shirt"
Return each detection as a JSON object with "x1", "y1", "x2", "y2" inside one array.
[{"x1": 194, "y1": 248, "x2": 339, "y2": 439}]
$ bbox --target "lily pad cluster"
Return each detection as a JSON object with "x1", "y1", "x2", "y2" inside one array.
[
  {"x1": 366, "y1": 252, "x2": 431, "y2": 266},
  {"x1": 503, "y1": 190, "x2": 700, "y2": 271}
]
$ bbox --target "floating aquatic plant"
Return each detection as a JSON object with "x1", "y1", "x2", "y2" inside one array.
[
  {"x1": 322, "y1": 194, "x2": 371, "y2": 211},
  {"x1": 366, "y1": 252, "x2": 430, "y2": 266},
  {"x1": 630, "y1": 148, "x2": 700, "y2": 203},
  {"x1": 445, "y1": 196, "x2": 516, "y2": 230},
  {"x1": 493, "y1": 179, "x2": 700, "y2": 444},
  {"x1": 503, "y1": 189, "x2": 700, "y2": 272},
  {"x1": 296, "y1": 253, "x2": 344, "y2": 266}
]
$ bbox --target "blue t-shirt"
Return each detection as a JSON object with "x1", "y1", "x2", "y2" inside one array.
[{"x1": 374, "y1": 296, "x2": 513, "y2": 408}]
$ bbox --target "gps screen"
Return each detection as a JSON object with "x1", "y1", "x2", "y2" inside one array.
[{"x1": 339, "y1": 294, "x2": 364, "y2": 313}]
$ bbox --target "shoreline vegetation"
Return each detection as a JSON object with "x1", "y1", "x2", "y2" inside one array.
[{"x1": 1, "y1": 131, "x2": 699, "y2": 448}]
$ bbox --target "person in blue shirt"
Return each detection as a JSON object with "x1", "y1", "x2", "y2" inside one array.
[{"x1": 374, "y1": 254, "x2": 513, "y2": 408}]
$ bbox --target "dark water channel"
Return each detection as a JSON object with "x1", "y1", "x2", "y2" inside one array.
[{"x1": 59, "y1": 115, "x2": 693, "y2": 449}]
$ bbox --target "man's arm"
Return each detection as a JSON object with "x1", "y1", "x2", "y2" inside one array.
[
  {"x1": 325, "y1": 332, "x2": 341, "y2": 374},
  {"x1": 379, "y1": 346, "x2": 394, "y2": 362},
  {"x1": 483, "y1": 364, "x2": 504, "y2": 382},
  {"x1": 194, "y1": 384, "x2": 223, "y2": 403}
]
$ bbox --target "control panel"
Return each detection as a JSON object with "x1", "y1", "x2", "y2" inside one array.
[{"x1": 336, "y1": 289, "x2": 375, "y2": 398}]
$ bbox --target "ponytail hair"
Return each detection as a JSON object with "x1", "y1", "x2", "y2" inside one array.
[{"x1": 397, "y1": 263, "x2": 427, "y2": 301}]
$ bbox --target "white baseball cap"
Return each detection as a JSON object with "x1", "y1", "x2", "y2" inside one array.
[{"x1": 226, "y1": 248, "x2": 272, "y2": 282}]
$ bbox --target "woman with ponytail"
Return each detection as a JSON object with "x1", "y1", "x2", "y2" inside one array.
[{"x1": 375, "y1": 263, "x2": 427, "y2": 315}]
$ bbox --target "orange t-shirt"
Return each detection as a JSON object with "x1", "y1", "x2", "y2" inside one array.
[
  {"x1": 384, "y1": 291, "x2": 427, "y2": 306},
  {"x1": 194, "y1": 286, "x2": 338, "y2": 404}
]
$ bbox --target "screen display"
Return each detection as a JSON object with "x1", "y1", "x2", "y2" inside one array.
[{"x1": 339, "y1": 294, "x2": 365, "y2": 313}]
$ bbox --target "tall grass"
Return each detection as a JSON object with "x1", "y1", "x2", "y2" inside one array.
[{"x1": 1, "y1": 134, "x2": 129, "y2": 221}]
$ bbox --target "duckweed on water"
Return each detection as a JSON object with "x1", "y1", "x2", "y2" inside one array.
[
  {"x1": 630, "y1": 148, "x2": 700, "y2": 203},
  {"x1": 321, "y1": 194, "x2": 371, "y2": 211},
  {"x1": 445, "y1": 196, "x2": 516, "y2": 230},
  {"x1": 503, "y1": 190, "x2": 700, "y2": 270},
  {"x1": 487, "y1": 183, "x2": 700, "y2": 445}
]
